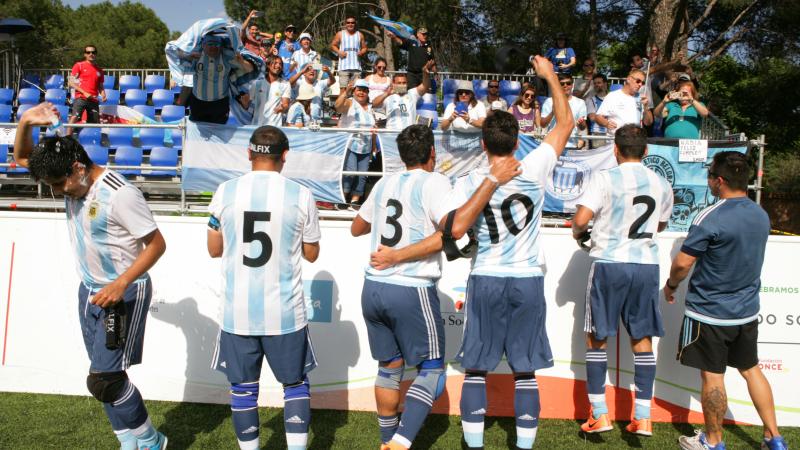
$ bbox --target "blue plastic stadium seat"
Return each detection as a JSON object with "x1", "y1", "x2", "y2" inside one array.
[
  {"x1": 417, "y1": 109, "x2": 438, "y2": 129},
  {"x1": 118, "y1": 75, "x2": 141, "y2": 94},
  {"x1": 133, "y1": 105, "x2": 156, "y2": 120},
  {"x1": 443, "y1": 79, "x2": 458, "y2": 96},
  {"x1": 147, "y1": 146, "x2": 178, "y2": 177},
  {"x1": 170, "y1": 129, "x2": 182, "y2": 149},
  {"x1": 44, "y1": 88, "x2": 67, "y2": 104},
  {"x1": 17, "y1": 88, "x2": 41, "y2": 105},
  {"x1": 151, "y1": 89, "x2": 174, "y2": 110},
  {"x1": 503, "y1": 95, "x2": 518, "y2": 108},
  {"x1": 537, "y1": 95, "x2": 547, "y2": 107},
  {"x1": 500, "y1": 80, "x2": 521, "y2": 97},
  {"x1": 417, "y1": 93, "x2": 437, "y2": 111},
  {"x1": 171, "y1": 83, "x2": 182, "y2": 94},
  {"x1": 443, "y1": 94, "x2": 455, "y2": 107},
  {"x1": 139, "y1": 127, "x2": 167, "y2": 149},
  {"x1": 15, "y1": 104, "x2": 34, "y2": 121},
  {"x1": 472, "y1": 79, "x2": 488, "y2": 99},
  {"x1": 105, "y1": 127, "x2": 134, "y2": 148},
  {"x1": 44, "y1": 74, "x2": 65, "y2": 90},
  {"x1": 84, "y1": 145, "x2": 109, "y2": 165},
  {"x1": 0, "y1": 104, "x2": 12, "y2": 122},
  {"x1": 0, "y1": 144, "x2": 7, "y2": 173},
  {"x1": 103, "y1": 75, "x2": 116, "y2": 90},
  {"x1": 78, "y1": 127, "x2": 103, "y2": 146},
  {"x1": 22, "y1": 74, "x2": 40, "y2": 89},
  {"x1": 102, "y1": 89, "x2": 120, "y2": 106},
  {"x1": 160, "y1": 105, "x2": 186, "y2": 123},
  {"x1": 124, "y1": 89, "x2": 147, "y2": 107},
  {"x1": 114, "y1": 146, "x2": 143, "y2": 175},
  {"x1": 610, "y1": 83, "x2": 623, "y2": 92},
  {"x1": 226, "y1": 114, "x2": 239, "y2": 126},
  {"x1": 0, "y1": 88, "x2": 13, "y2": 105},
  {"x1": 144, "y1": 74, "x2": 166, "y2": 94}
]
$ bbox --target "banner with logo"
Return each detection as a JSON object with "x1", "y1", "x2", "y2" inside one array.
[
  {"x1": 381, "y1": 131, "x2": 489, "y2": 182},
  {"x1": 643, "y1": 140, "x2": 748, "y2": 231},
  {"x1": 182, "y1": 121, "x2": 348, "y2": 203}
]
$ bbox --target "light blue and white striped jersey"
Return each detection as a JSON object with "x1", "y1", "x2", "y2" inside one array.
[
  {"x1": 383, "y1": 89, "x2": 420, "y2": 131},
  {"x1": 578, "y1": 162, "x2": 673, "y2": 264},
  {"x1": 446, "y1": 143, "x2": 558, "y2": 277},
  {"x1": 337, "y1": 101, "x2": 375, "y2": 154},
  {"x1": 291, "y1": 79, "x2": 329, "y2": 121},
  {"x1": 208, "y1": 171, "x2": 321, "y2": 336},
  {"x1": 286, "y1": 101, "x2": 311, "y2": 126},
  {"x1": 337, "y1": 30, "x2": 362, "y2": 71},
  {"x1": 65, "y1": 170, "x2": 157, "y2": 289},
  {"x1": 192, "y1": 53, "x2": 236, "y2": 101},
  {"x1": 291, "y1": 49, "x2": 318, "y2": 72},
  {"x1": 249, "y1": 78, "x2": 291, "y2": 126},
  {"x1": 358, "y1": 169, "x2": 452, "y2": 286}
]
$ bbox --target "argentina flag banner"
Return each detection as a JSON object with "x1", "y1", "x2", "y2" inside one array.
[
  {"x1": 182, "y1": 121, "x2": 349, "y2": 203},
  {"x1": 381, "y1": 131, "x2": 489, "y2": 182},
  {"x1": 367, "y1": 15, "x2": 416, "y2": 42}
]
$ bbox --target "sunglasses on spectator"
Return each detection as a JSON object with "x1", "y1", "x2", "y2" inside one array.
[
  {"x1": 583, "y1": 63, "x2": 594, "y2": 67},
  {"x1": 630, "y1": 77, "x2": 645, "y2": 84},
  {"x1": 707, "y1": 171, "x2": 726, "y2": 181},
  {"x1": 354, "y1": 87, "x2": 369, "y2": 91},
  {"x1": 85, "y1": 50, "x2": 97, "y2": 54},
  {"x1": 523, "y1": 93, "x2": 534, "y2": 98},
  {"x1": 457, "y1": 91, "x2": 472, "y2": 96},
  {"x1": 375, "y1": 65, "x2": 386, "y2": 70},
  {"x1": 560, "y1": 81, "x2": 573, "y2": 86},
  {"x1": 346, "y1": 21, "x2": 356, "y2": 24},
  {"x1": 488, "y1": 84, "x2": 499, "y2": 88}
]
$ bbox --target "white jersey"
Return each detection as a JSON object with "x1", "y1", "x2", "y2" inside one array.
[
  {"x1": 208, "y1": 171, "x2": 321, "y2": 336},
  {"x1": 65, "y1": 170, "x2": 157, "y2": 289},
  {"x1": 578, "y1": 162, "x2": 673, "y2": 264},
  {"x1": 383, "y1": 89, "x2": 420, "y2": 130},
  {"x1": 338, "y1": 101, "x2": 375, "y2": 154},
  {"x1": 193, "y1": 53, "x2": 236, "y2": 101},
  {"x1": 286, "y1": 101, "x2": 311, "y2": 126},
  {"x1": 358, "y1": 169, "x2": 452, "y2": 286},
  {"x1": 446, "y1": 143, "x2": 557, "y2": 277},
  {"x1": 291, "y1": 49, "x2": 318, "y2": 72},
  {"x1": 250, "y1": 78, "x2": 291, "y2": 126},
  {"x1": 337, "y1": 30, "x2": 362, "y2": 71},
  {"x1": 595, "y1": 88, "x2": 643, "y2": 135},
  {"x1": 292, "y1": 78, "x2": 328, "y2": 121},
  {"x1": 541, "y1": 96, "x2": 587, "y2": 148}
]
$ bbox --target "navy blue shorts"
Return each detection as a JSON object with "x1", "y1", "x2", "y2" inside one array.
[
  {"x1": 584, "y1": 261, "x2": 664, "y2": 340},
  {"x1": 213, "y1": 326, "x2": 317, "y2": 385},
  {"x1": 361, "y1": 278, "x2": 444, "y2": 367},
  {"x1": 78, "y1": 277, "x2": 152, "y2": 372},
  {"x1": 457, "y1": 275, "x2": 553, "y2": 373}
]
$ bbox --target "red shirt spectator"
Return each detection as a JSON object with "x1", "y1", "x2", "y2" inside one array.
[{"x1": 70, "y1": 59, "x2": 104, "y2": 101}]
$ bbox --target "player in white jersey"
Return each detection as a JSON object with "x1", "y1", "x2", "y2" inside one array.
[
  {"x1": 14, "y1": 103, "x2": 168, "y2": 450},
  {"x1": 352, "y1": 124, "x2": 521, "y2": 450},
  {"x1": 369, "y1": 56, "x2": 573, "y2": 450},
  {"x1": 207, "y1": 126, "x2": 320, "y2": 450},
  {"x1": 372, "y1": 61, "x2": 433, "y2": 131},
  {"x1": 571, "y1": 124, "x2": 673, "y2": 437}
]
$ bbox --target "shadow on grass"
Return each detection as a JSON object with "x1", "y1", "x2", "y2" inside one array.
[
  {"x1": 412, "y1": 413, "x2": 452, "y2": 448},
  {"x1": 724, "y1": 423, "x2": 761, "y2": 448},
  {"x1": 159, "y1": 401, "x2": 229, "y2": 448},
  {"x1": 310, "y1": 409, "x2": 350, "y2": 449}
]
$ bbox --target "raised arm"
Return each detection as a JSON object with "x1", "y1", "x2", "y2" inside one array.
[
  {"x1": 533, "y1": 55, "x2": 574, "y2": 158},
  {"x1": 288, "y1": 64, "x2": 309, "y2": 86},
  {"x1": 335, "y1": 81, "x2": 354, "y2": 114},
  {"x1": 13, "y1": 103, "x2": 57, "y2": 168},
  {"x1": 414, "y1": 60, "x2": 434, "y2": 96}
]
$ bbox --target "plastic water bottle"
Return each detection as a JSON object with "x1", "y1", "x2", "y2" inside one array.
[{"x1": 47, "y1": 109, "x2": 65, "y2": 136}]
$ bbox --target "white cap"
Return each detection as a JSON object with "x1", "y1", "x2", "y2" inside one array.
[
  {"x1": 298, "y1": 32, "x2": 312, "y2": 42},
  {"x1": 491, "y1": 100, "x2": 503, "y2": 110},
  {"x1": 296, "y1": 83, "x2": 315, "y2": 101}
]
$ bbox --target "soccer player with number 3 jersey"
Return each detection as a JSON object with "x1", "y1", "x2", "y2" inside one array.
[
  {"x1": 207, "y1": 126, "x2": 321, "y2": 450},
  {"x1": 571, "y1": 124, "x2": 673, "y2": 437}
]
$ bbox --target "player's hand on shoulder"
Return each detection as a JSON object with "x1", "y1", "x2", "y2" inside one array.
[
  {"x1": 370, "y1": 245, "x2": 398, "y2": 270},
  {"x1": 490, "y1": 156, "x2": 522, "y2": 185}
]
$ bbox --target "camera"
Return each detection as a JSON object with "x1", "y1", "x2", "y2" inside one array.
[
  {"x1": 104, "y1": 301, "x2": 127, "y2": 350},
  {"x1": 252, "y1": 11, "x2": 264, "y2": 18}
]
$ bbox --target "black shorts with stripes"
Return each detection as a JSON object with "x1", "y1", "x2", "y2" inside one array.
[{"x1": 676, "y1": 316, "x2": 759, "y2": 374}]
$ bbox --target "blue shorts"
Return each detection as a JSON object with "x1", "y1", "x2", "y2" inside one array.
[
  {"x1": 361, "y1": 278, "x2": 444, "y2": 367},
  {"x1": 78, "y1": 277, "x2": 152, "y2": 372},
  {"x1": 584, "y1": 261, "x2": 664, "y2": 340},
  {"x1": 457, "y1": 275, "x2": 553, "y2": 373},
  {"x1": 213, "y1": 326, "x2": 317, "y2": 384}
]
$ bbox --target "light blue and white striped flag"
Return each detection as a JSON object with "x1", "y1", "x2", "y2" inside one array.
[
  {"x1": 368, "y1": 15, "x2": 416, "y2": 42},
  {"x1": 182, "y1": 121, "x2": 348, "y2": 203}
]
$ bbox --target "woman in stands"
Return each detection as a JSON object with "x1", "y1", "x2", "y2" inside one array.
[
  {"x1": 545, "y1": 33, "x2": 576, "y2": 74},
  {"x1": 440, "y1": 80, "x2": 486, "y2": 132},
  {"x1": 286, "y1": 84, "x2": 316, "y2": 127},
  {"x1": 509, "y1": 85, "x2": 541, "y2": 133},
  {"x1": 364, "y1": 57, "x2": 391, "y2": 124},
  {"x1": 335, "y1": 78, "x2": 375, "y2": 209},
  {"x1": 653, "y1": 80, "x2": 709, "y2": 139}
]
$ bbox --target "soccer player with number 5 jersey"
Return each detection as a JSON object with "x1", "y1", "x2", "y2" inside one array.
[
  {"x1": 207, "y1": 126, "x2": 321, "y2": 450},
  {"x1": 571, "y1": 124, "x2": 673, "y2": 437}
]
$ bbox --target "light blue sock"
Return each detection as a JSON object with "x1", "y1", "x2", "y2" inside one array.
[{"x1": 113, "y1": 429, "x2": 137, "y2": 450}]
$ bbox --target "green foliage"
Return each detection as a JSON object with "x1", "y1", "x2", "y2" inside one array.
[
  {"x1": 0, "y1": 0, "x2": 170, "y2": 68},
  {"x1": 765, "y1": 151, "x2": 800, "y2": 194}
]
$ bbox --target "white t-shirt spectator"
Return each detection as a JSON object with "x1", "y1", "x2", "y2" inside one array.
[
  {"x1": 541, "y1": 95, "x2": 587, "y2": 147},
  {"x1": 383, "y1": 89, "x2": 421, "y2": 131},
  {"x1": 595, "y1": 89, "x2": 642, "y2": 135},
  {"x1": 443, "y1": 101, "x2": 487, "y2": 132},
  {"x1": 250, "y1": 78, "x2": 292, "y2": 126}
]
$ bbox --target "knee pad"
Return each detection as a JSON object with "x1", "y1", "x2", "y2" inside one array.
[
  {"x1": 411, "y1": 358, "x2": 446, "y2": 401},
  {"x1": 230, "y1": 382, "x2": 259, "y2": 411},
  {"x1": 86, "y1": 371, "x2": 128, "y2": 403},
  {"x1": 376, "y1": 364, "x2": 404, "y2": 391},
  {"x1": 283, "y1": 376, "x2": 310, "y2": 401}
]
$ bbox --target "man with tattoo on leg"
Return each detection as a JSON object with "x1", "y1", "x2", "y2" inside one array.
[{"x1": 664, "y1": 152, "x2": 788, "y2": 450}]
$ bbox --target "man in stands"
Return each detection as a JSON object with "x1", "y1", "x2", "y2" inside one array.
[
  {"x1": 664, "y1": 152, "x2": 788, "y2": 450},
  {"x1": 244, "y1": 54, "x2": 290, "y2": 126},
  {"x1": 585, "y1": 73, "x2": 608, "y2": 148},
  {"x1": 369, "y1": 56, "x2": 573, "y2": 450},
  {"x1": 68, "y1": 44, "x2": 106, "y2": 136},
  {"x1": 386, "y1": 27, "x2": 434, "y2": 89},
  {"x1": 241, "y1": 10, "x2": 272, "y2": 55},
  {"x1": 571, "y1": 124, "x2": 673, "y2": 437},
  {"x1": 573, "y1": 57, "x2": 597, "y2": 99},
  {"x1": 330, "y1": 15, "x2": 367, "y2": 88},
  {"x1": 351, "y1": 124, "x2": 520, "y2": 450},
  {"x1": 275, "y1": 24, "x2": 298, "y2": 79},
  {"x1": 288, "y1": 63, "x2": 335, "y2": 123},
  {"x1": 540, "y1": 73, "x2": 587, "y2": 148},
  {"x1": 372, "y1": 61, "x2": 433, "y2": 130},
  {"x1": 14, "y1": 102, "x2": 168, "y2": 450},
  {"x1": 177, "y1": 34, "x2": 254, "y2": 124},
  {"x1": 208, "y1": 125, "x2": 320, "y2": 450},
  {"x1": 479, "y1": 79, "x2": 508, "y2": 113},
  {"x1": 593, "y1": 69, "x2": 653, "y2": 136}
]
